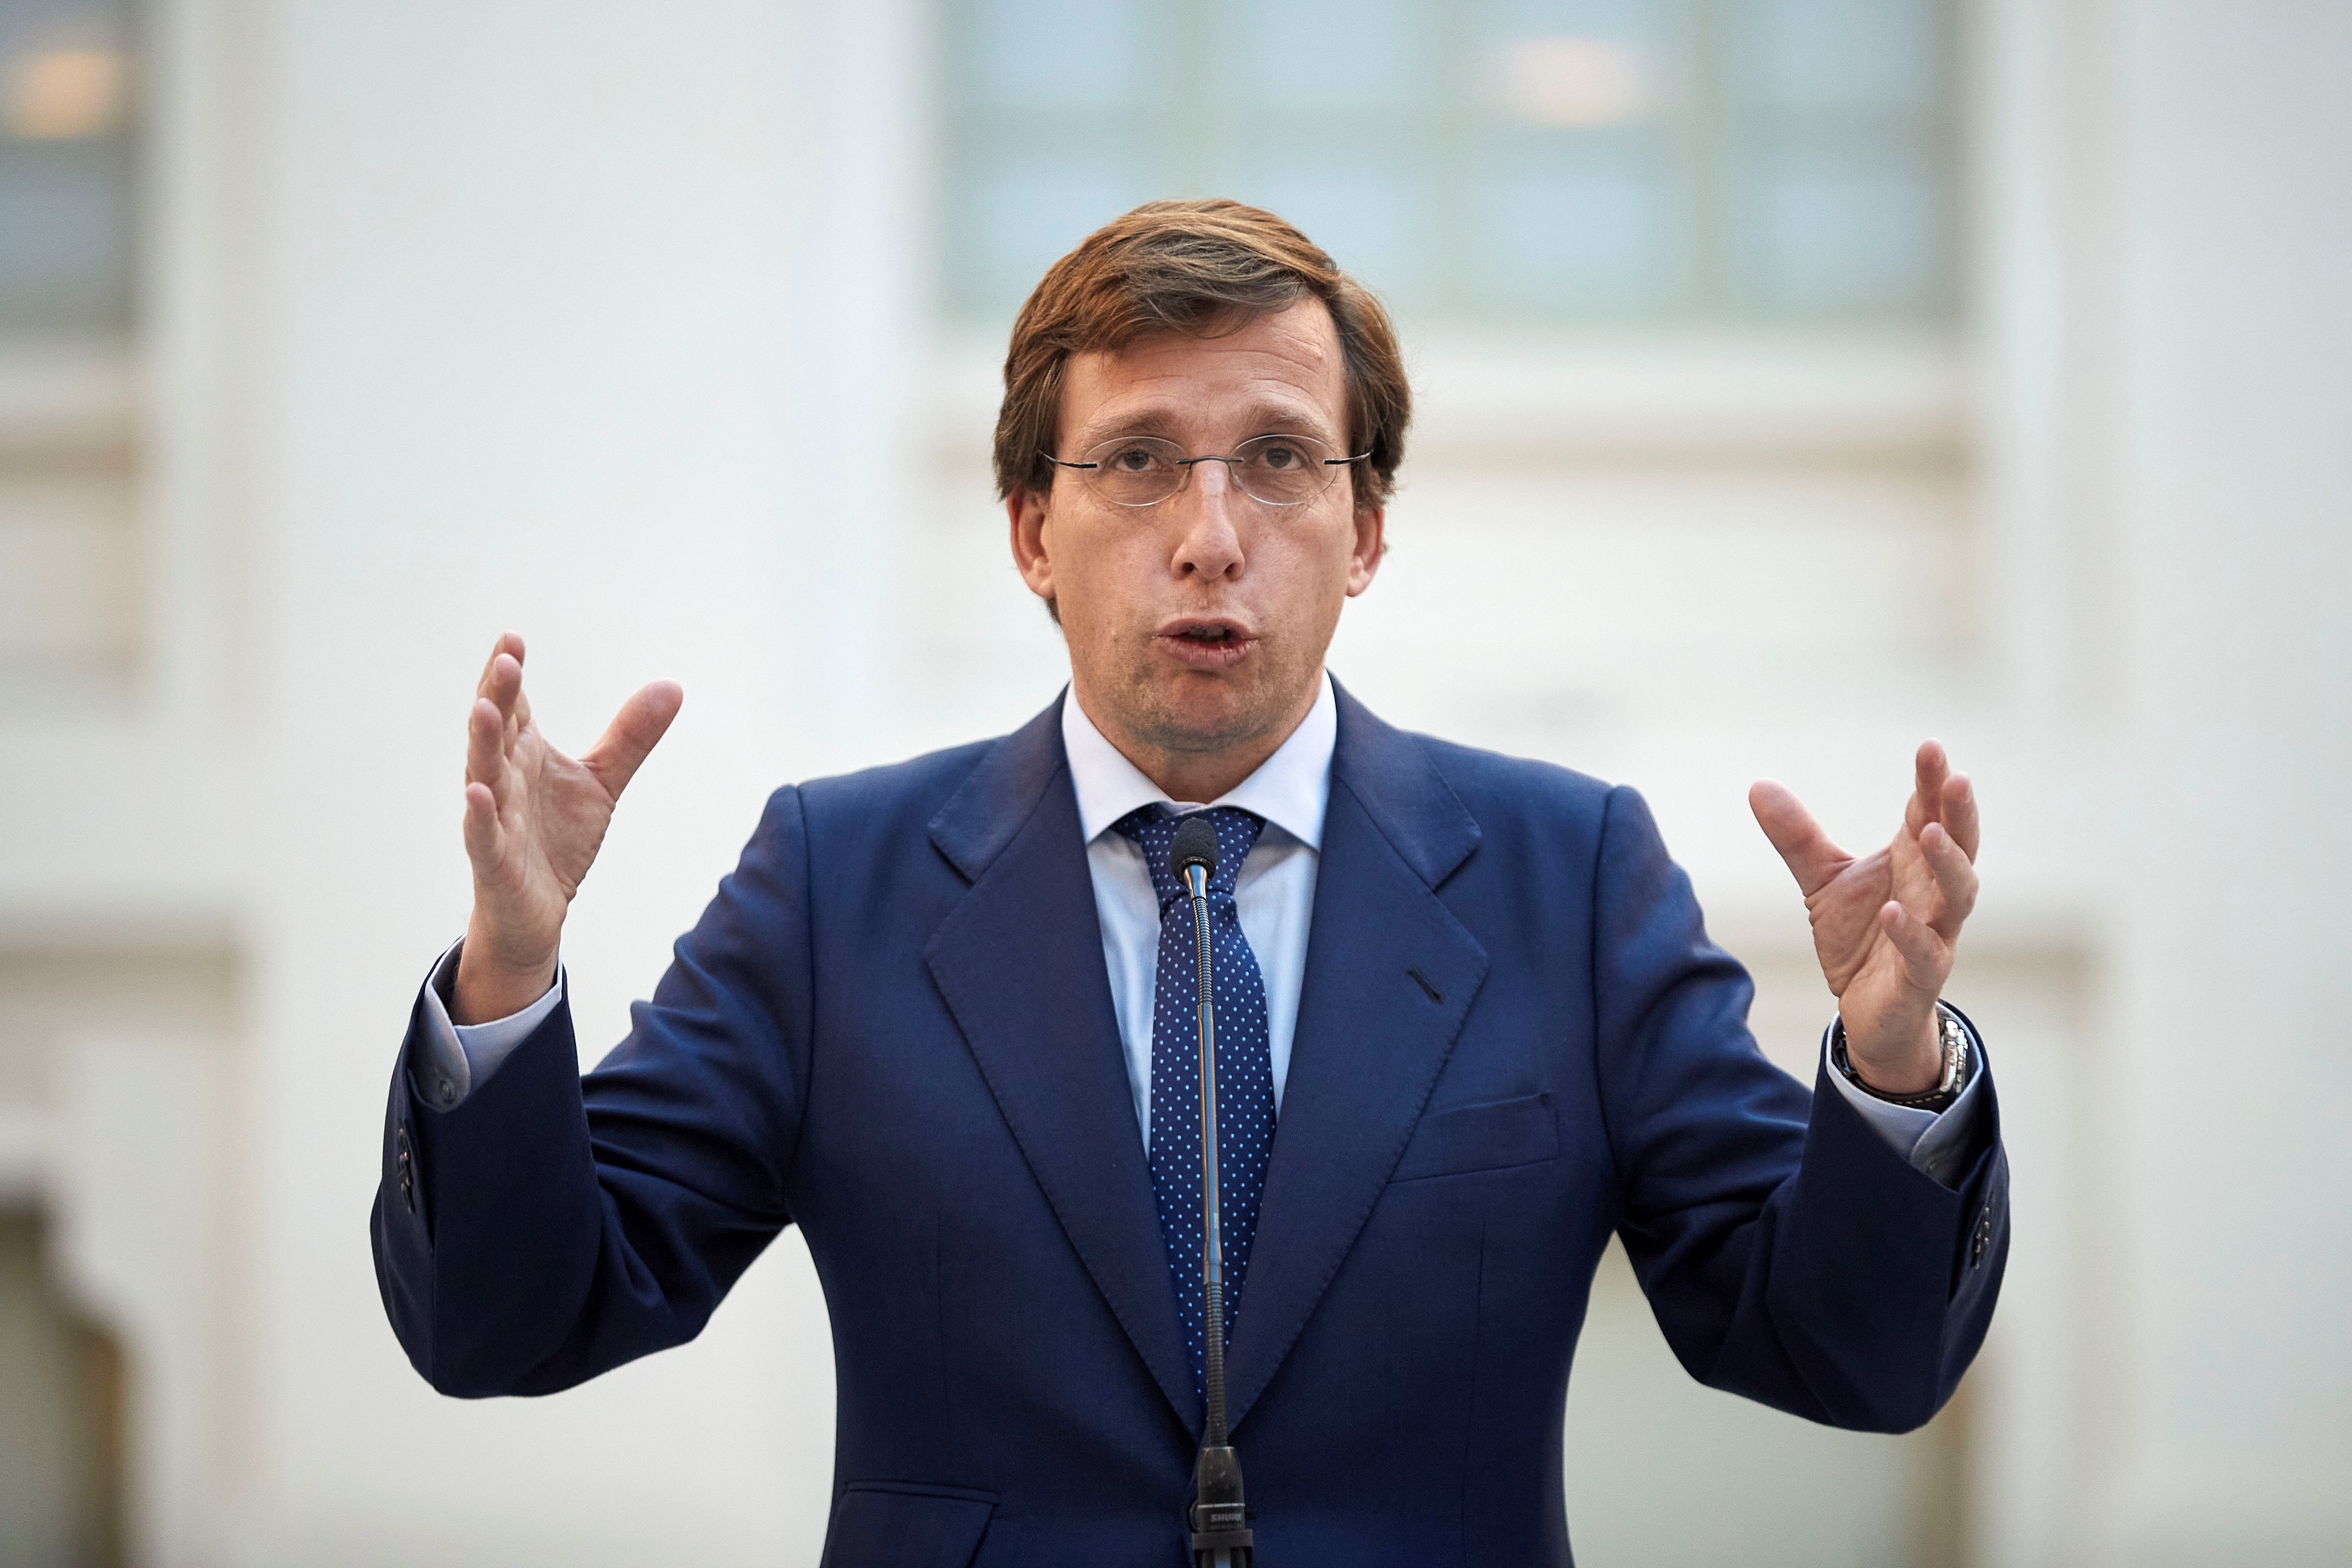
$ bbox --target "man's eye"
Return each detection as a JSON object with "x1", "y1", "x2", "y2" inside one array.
[
  {"x1": 1111, "y1": 447, "x2": 1158, "y2": 472},
  {"x1": 1257, "y1": 443, "x2": 1303, "y2": 470}
]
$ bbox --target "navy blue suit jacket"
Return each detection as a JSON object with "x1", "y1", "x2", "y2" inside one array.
[{"x1": 373, "y1": 686, "x2": 2008, "y2": 1566}]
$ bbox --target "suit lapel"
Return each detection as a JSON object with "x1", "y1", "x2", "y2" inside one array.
[
  {"x1": 922, "y1": 698, "x2": 1195, "y2": 1432},
  {"x1": 1224, "y1": 685, "x2": 1490, "y2": 1431}
]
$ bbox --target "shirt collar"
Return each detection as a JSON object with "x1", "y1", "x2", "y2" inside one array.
[{"x1": 1061, "y1": 670, "x2": 1335, "y2": 851}]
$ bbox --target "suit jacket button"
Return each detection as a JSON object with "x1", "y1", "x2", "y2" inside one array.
[{"x1": 395, "y1": 1123, "x2": 417, "y2": 1212}]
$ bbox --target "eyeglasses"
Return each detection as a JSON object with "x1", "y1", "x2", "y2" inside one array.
[{"x1": 1042, "y1": 433, "x2": 1370, "y2": 509}]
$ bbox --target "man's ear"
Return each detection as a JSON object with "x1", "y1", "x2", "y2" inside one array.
[
  {"x1": 1009, "y1": 488, "x2": 1054, "y2": 603},
  {"x1": 1345, "y1": 501, "x2": 1386, "y2": 597}
]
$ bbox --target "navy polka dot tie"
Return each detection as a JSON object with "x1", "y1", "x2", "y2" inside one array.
[{"x1": 1115, "y1": 804, "x2": 1276, "y2": 1408}]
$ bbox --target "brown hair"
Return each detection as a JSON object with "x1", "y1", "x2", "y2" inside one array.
[{"x1": 993, "y1": 199, "x2": 1410, "y2": 511}]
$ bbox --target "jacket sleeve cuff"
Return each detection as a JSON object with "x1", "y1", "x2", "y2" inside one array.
[
  {"x1": 409, "y1": 937, "x2": 566, "y2": 1111},
  {"x1": 1818, "y1": 1004, "x2": 1991, "y2": 1189}
]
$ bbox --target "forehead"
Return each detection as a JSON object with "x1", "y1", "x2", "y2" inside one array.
[{"x1": 1058, "y1": 298, "x2": 1348, "y2": 445}]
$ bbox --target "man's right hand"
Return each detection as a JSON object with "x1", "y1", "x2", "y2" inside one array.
[{"x1": 454, "y1": 631, "x2": 683, "y2": 1024}]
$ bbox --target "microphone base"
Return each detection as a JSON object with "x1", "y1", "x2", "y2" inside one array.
[{"x1": 1188, "y1": 1445, "x2": 1253, "y2": 1567}]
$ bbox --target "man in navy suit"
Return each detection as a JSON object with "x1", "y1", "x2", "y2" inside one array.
[{"x1": 374, "y1": 200, "x2": 2006, "y2": 1566}]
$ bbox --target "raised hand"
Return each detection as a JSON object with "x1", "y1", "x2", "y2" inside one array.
[
  {"x1": 453, "y1": 631, "x2": 683, "y2": 1023},
  {"x1": 1747, "y1": 742, "x2": 1980, "y2": 1094}
]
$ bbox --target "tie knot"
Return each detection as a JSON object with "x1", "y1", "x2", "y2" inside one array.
[{"x1": 1113, "y1": 804, "x2": 1266, "y2": 906}]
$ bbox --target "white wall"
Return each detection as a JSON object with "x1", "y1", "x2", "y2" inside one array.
[
  {"x1": 239, "y1": 3, "x2": 833, "y2": 1560},
  {"x1": 2098, "y1": 3, "x2": 2352, "y2": 1560}
]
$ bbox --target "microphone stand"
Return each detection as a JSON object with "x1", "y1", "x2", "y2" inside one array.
[{"x1": 1177, "y1": 820, "x2": 1253, "y2": 1568}]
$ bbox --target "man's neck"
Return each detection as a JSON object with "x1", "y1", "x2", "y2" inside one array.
[{"x1": 1072, "y1": 676, "x2": 1322, "y2": 805}]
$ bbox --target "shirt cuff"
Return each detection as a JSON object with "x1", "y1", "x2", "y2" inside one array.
[
  {"x1": 410, "y1": 937, "x2": 566, "y2": 1111},
  {"x1": 1819, "y1": 1007, "x2": 1988, "y2": 1189}
]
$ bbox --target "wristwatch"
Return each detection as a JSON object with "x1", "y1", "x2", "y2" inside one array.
[{"x1": 1832, "y1": 1004, "x2": 1974, "y2": 1113}]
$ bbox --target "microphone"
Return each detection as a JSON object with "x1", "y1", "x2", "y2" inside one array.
[{"x1": 1169, "y1": 815, "x2": 1253, "y2": 1568}]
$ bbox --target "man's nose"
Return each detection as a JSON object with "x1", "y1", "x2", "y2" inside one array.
[{"x1": 1170, "y1": 460, "x2": 1245, "y2": 580}]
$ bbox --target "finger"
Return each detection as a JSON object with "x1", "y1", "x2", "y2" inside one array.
[
  {"x1": 475, "y1": 631, "x2": 525, "y2": 698},
  {"x1": 1906, "y1": 739, "x2": 1950, "y2": 837},
  {"x1": 468, "y1": 652, "x2": 529, "y2": 770},
  {"x1": 502, "y1": 656, "x2": 532, "y2": 746},
  {"x1": 461, "y1": 779, "x2": 502, "y2": 865},
  {"x1": 1876, "y1": 899, "x2": 1952, "y2": 992},
  {"x1": 465, "y1": 696, "x2": 509, "y2": 799},
  {"x1": 581, "y1": 680, "x2": 684, "y2": 802},
  {"x1": 1940, "y1": 769, "x2": 1980, "y2": 862},
  {"x1": 1748, "y1": 779, "x2": 1853, "y2": 897},
  {"x1": 479, "y1": 652, "x2": 536, "y2": 762},
  {"x1": 483, "y1": 652, "x2": 524, "y2": 727},
  {"x1": 1919, "y1": 821, "x2": 1979, "y2": 938}
]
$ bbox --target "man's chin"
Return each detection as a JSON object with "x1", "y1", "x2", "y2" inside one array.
[{"x1": 1121, "y1": 673, "x2": 1293, "y2": 756}]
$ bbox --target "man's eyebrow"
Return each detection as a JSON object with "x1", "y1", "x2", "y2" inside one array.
[
  {"x1": 1072, "y1": 398, "x2": 1343, "y2": 448},
  {"x1": 1072, "y1": 405, "x2": 1186, "y2": 445},
  {"x1": 1228, "y1": 399, "x2": 1341, "y2": 441}
]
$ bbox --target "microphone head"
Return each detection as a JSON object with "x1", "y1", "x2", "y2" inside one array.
[{"x1": 1170, "y1": 815, "x2": 1221, "y2": 880}]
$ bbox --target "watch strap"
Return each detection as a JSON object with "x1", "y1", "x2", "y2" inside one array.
[{"x1": 1832, "y1": 1005, "x2": 1974, "y2": 1113}]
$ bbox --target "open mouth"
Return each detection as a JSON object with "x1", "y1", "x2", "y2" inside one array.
[{"x1": 1158, "y1": 618, "x2": 1257, "y2": 668}]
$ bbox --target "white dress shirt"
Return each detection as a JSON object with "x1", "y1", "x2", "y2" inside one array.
[
  {"x1": 1061, "y1": 671, "x2": 1336, "y2": 1150},
  {"x1": 418, "y1": 671, "x2": 1982, "y2": 1179}
]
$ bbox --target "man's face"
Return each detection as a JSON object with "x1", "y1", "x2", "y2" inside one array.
[{"x1": 1008, "y1": 299, "x2": 1385, "y2": 765}]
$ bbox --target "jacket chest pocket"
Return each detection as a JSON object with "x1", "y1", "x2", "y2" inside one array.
[
  {"x1": 1389, "y1": 1092, "x2": 1557, "y2": 1183},
  {"x1": 821, "y1": 1482, "x2": 996, "y2": 1568}
]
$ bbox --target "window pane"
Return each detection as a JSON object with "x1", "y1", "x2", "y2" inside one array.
[
  {"x1": 1224, "y1": 0, "x2": 1429, "y2": 111},
  {"x1": 1740, "y1": 0, "x2": 1939, "y2": 112},
  {"x1": 1740, "y1": 152, "x2": 1942, "y2": 311},
  {"x1": 968, "y1": 0, "x2": 1158, "y2": 111},
  {"x1": 0, "y1": 0, "x2": 135, "y2": 335},
  {"x1": 953, "y1": 156, "x2": 1151, "y2": 310},
  {"x1": 1485, "y1": 0, "x2": 1678, "y2": 122},
  {"x1": 1478, "y1": 150, "x2": 1680, "y2": 310},
  {"x1": 939, "y1": 0, "x2": 1959, "y2": 326}
]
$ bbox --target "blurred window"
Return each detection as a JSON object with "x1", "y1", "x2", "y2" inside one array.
[
  {"x1": 940, "y1": 0, "x2": 1958, "y2": 326},
  {"x1": 0, "y1": 0, "x2": 136, "y2": 337}
]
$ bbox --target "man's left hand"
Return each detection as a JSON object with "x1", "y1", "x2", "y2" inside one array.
[{"x1": 1748, "y1": 742, "x2": 1980, "y2": 1095}]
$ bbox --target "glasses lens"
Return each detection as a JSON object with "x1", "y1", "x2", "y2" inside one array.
[
  {"x1": 1081, "y1": 437, "x2": 1185, "y2": 506},
  {"x1": 1233, "y1": 434, "x2": 1339, "y2": 506}
]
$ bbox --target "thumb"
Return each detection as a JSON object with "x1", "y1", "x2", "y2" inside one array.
[
  {"x1": 582, "y1": 679, "x2": 684, "y2": 801},
  {"x1": 1748, "y1": 779, "x2": 1850, "y2": 897}
]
